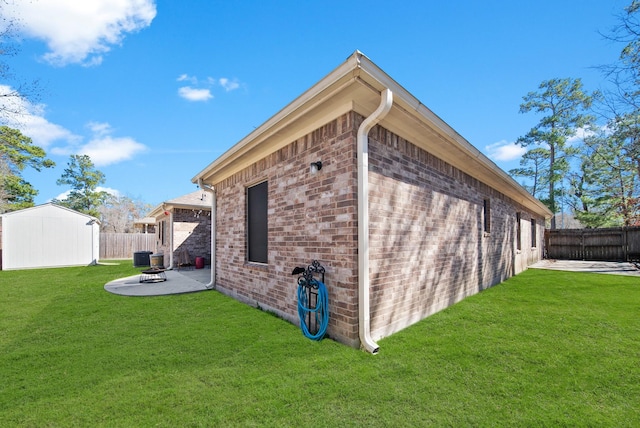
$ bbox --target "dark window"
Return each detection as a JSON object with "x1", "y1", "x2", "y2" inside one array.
[
  {"x1": 516, "y1": 212, "x2": 522, "y2": 251},
  {"x1": 247, "y1": 181, "x2": 268, "y2": 263},
  {"x1": 483, "y1": 199, "x2": 491, "y2": 234},
  {"x1": 531, "y1": 218, "x2": 537, "y2": 248},
  {"x1": 159, "y1": 220, "x2": 165, "y2": 245}
]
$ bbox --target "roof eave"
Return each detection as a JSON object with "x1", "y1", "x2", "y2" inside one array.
[
  {"x1": 147, "y1": 202, "x2": 211, "y2": 219},
  {"x1": 354, "y1": 57, "x2": 553, "y2": 218},
  {"x1": 191, "y1": 51, "x2": 552, "y2": 219},
  {"x1": 191, "y1": 51, "x2": 366, "y2": 185}
]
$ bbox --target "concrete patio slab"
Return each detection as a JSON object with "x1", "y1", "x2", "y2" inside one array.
[
  {"x1": 105, "y1": 267, "x2": 213, "y2": 296},
  {"x1": 105, "y1": 260, "x2": 640, "y2": 297},
  {"x1": 530, "y1": 259, "x2": 640, "y2": 277}
]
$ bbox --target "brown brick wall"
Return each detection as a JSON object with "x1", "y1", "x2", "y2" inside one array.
[
  {"x1": 210, "y1": 110, "x2": 544, "y2": 348},
  {"x1": 155, "y1": 210, "x2": 211, "y2": 268},
  {"x1": 366, "y1": 124, "x2": 544, "y2": 339},
  {"x1": 214, "y1": 112, "x2": 360, "y2": 347},
  {"x1": 172, "y1": 208, "x2": 211, "y2": 265}
]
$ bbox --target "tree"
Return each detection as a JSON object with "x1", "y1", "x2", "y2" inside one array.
[
  {"x1": 0, "y1": 154, "x2": 10, "y2": 211},
  {"x1": 516, "y1": 78, "x2": 597, "y2": 229},
  {"x1": 565, "y1": 158, "x2": 593, "y2": 218},
  {"x1": 0, "y1": 1, "x2": 42, "y2": 123},
  {"x1": 598, "y1": 1, "x2": 640, "y2": 176},
  {"x1": 55, "y1": 154, "x2": 109, "y2": 217},
  {"x1": 572, "y1": 120, "x2": 640, "y2": 227},
  {"x1": 509, "y1": 147, "x2": 549, "y2": 200},
  {"x1": 98, "y1": 194, "x2": 152, "y2": 233},
  {"x1": 600, "y1": 1, "x2": 640, "y2": 111},
  {"x1": 581, "y1": 0, "x2": 640, "y2": 227},
  {"x1": 0, "y1": 126, "x2": 54, "y2": 212}
]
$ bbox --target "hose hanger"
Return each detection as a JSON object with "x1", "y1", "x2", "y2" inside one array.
[
  {"x1": 292, "y1": 260, "x2": 329, "y2": 340},
  {"x1": 293, "y1": 259, "x2": 325, "y2": 288}
]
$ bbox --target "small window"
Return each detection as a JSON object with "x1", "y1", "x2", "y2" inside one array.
[
  {"x1": 531, "y1": 218, "x2": 537, "y2": 248},
  {"x1": 516, "y1": 212, "x2": 522, "y2": 251},
  {"x1": 247, "y1": 181, "x2": 268, "y2": 263},
  {"x1": 158, "y1": 220, "x2": 165, "y2": 245},
  {"x1": 483, "y1": 199, "x2": 491, "y2": 234}
]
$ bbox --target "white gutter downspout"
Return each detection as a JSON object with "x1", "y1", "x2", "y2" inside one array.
[
  {"x1": 168, "y1": 209, "x2": 174, "y2": 269},
  {"x1": 198, "y1": 178, "x2": 216, "y2": 289},
  {"x1": 161, "y1": 203, "x2": 175, "y2": 270},
  {"x1": 358, "y1": 88, "x2": 393, "y2": 354}
]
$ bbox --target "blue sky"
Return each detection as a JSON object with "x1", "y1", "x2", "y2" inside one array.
[{"x1": 2, "y1": 0, "x2": 629, "y2": 207}]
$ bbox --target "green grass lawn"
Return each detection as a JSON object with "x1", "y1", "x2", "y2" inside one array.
[{"x1": 1, "y1": 263, "x2": 638, "y2": 427}]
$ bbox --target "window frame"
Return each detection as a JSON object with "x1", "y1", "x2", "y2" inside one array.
[
  {"x1": 159, "y1": 220, "x2": 165, "y2": 245},
  {"x1": 531, "y1": 218, "x2": 537, "y2": 248},
  {"x1": 246, "y1": 180, "x2": 269, "y2": 264},
  {"x1": 483, "y1": 199, "x2": 491, "y2": 235},
  {"x1": 516, "y1": 212, "x2": 522, "y2": 251}
]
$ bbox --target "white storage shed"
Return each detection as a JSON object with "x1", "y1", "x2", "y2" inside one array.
[{"x1": 0, "y1": 203, "x2": 100, "y2": 270}]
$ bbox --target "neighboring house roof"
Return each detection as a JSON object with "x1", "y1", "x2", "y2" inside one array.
[
  {"x1": 192, "y1": 50, "x2": 552, "y2": 219},
  {"x1": 147, "y1": 190, "x2": 211, "y2": 218},
  {"x1": 133, "y1": 217, "x2": 157, "y2": 226},
  {"x1": 0, "y1": 202, "x2": 101, "y2": 224}
]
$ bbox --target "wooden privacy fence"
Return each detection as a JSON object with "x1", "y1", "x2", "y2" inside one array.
[
  {"x1": 544, "y1": 227, "x2": 640, "y2": 261},
  {"x1": 100, "y1": 233, "x2": 156, "y2": 260}
]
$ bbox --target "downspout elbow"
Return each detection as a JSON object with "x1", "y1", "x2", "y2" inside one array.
[
  {"x1": 198, "y1": 178, "x2": 216, "y2": 289},
  {"x1": 357, "y1": 88, "x2": 393, "y2": 142},
  {"x1": 357, "y1": 88, "x2": 393, "y2": 354}
]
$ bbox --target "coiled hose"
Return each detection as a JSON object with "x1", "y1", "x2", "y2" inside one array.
[{"x1": 297, "y1": 279, "x2": 329, "y2": 340}]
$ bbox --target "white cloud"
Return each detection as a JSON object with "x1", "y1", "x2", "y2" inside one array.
[
  {"x1": 6, "y1": 0, "x2": 156, "y2": 66},
  {"x1": 218, "y1": 78, "x2": 240, "y2": 92},
  {"x1": 79, "y1": 131, "x2": 147, "y2": 167},
  {"x1": 177, "y1": 74, "x2": 197, "y2": 84},
  {"x1": 54, "y1": 186, "x2": 120, "y2": 201},
  {"x1": 0, "y1": 87, "x2": 146, "y2": 166},
  {"x1": 80, "y1": 122, "x2": 147, "y2": 166},
  {"x1": 567, "y1": 126, "x2": 597, "y2": 145},
  {"x1": 177, "y1": 74, "x2": 241, "y2": 101},
  {"x1": 98, "y1": 186, "x2": 121, "y2": 197},
  {"x1": 87, "y1": 121, "x2": 112, "y2": 137},
  {"x1": 53, "y1": 190, "x2": 72, "y2": 201},
  {"x1": 0, "y1": 84, "x2": 81, "y2": 148},
  {"x1": 51, "y1": 122, "x2": 147, "y2": 166},
  {"x1": 485, "y1": 140, "x2": 527, "y2": 162},
  {"x1": 18, "y1": 114, "x2": 81, "y2": 148},
  {"x1": 178, "y1": 86, "x2": 213, "y2": 102}
]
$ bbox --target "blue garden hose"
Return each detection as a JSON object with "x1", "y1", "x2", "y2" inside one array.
[{"x1": 297, "y1": 279, "x2": 329, "y2": 340}]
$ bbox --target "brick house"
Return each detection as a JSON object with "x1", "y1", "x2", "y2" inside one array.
[
  {"x1": 133, "y1": 217, "x2": 156, "y2": 234},
  {"x1": 191, "y1": 51, "x2": 552, "y2": 352},
  {"x1": 147, "y1": 191, "x2": 211, "y2": 269}
]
